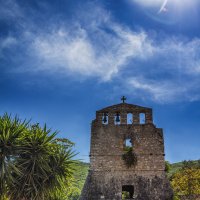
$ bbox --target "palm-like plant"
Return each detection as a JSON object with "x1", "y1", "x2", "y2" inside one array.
[
  {"x1": 0, "y1": 114, "x2": 28, "y2": 199},
  {"x1": 0, "y1": 114, "x2": 76, "y2": 200},
  {"x1": 8, "y1": 125, "x2": 55, "y2": 199}
]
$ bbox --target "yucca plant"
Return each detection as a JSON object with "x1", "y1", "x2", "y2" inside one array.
[
  {"x1": 0, "y1": 113, "x2": 77, "y2": 200},
  {"x1": 0, "y1": 113, "x2": 28, "y2": 199}
]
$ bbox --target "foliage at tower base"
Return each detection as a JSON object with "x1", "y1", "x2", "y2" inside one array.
[{"x1": 0, "y1": 113, "x2": 77, "y2": 200}]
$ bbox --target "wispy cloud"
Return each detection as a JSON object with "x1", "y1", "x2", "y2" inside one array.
[
  {"x1": 132, "y1": 0, "x2": 164, "y2": 8},
  {"x1": 0, "y1": 36, "x2": 18, "y2": 57},
  {"x1": 0, "y1": 0, "x2": 22, "y2": 20},
  {"x1": 1, "y1": 0, "x2": 200, "y2": 103},
  {"x1": 127, "y1": 78, "x2": 191, "y2": 103},
  {"x1": 31, "y1": 21, "x2": 154, "y2": 81},
  {"x1": 131, "y1": 0, "x2": 199, "y2": 14},
  {"x1": 125, "y1": 37, "x2": 200, "y2": 103}
]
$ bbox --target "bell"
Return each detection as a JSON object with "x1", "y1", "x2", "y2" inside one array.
[
  {"x1": 116, "y1": 113, "x2": 120, "y2": 122},
  {"x1": 102, "y1": 113, "x2": 107, "y2": 123}
]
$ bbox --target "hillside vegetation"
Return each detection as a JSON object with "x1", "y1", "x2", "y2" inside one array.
[{"x1": 169, "y1": 160, "x2": 200, "y2": 176}]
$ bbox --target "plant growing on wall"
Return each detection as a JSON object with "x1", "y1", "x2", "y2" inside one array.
[{"x1": 122, "y1": 147, "x2": 137, "y2": 168}]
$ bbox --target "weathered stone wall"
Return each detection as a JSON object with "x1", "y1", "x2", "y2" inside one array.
[
  {"x1": 81, "y1": 171, "x2": 173, "y2": 200},
  {"x1": 90, "y1": 123, "x2": 165, "y2": 172},
  {"x1": 81, "y1": 103, "x2": 173, "y2": 200}
]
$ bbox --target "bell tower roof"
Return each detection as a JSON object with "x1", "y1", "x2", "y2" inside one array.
[{"x1": 97, "y1": 103, "x2": 152, "y2": 113}]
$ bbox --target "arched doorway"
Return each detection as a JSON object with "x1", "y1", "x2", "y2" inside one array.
[{"x1": 122, "y1": 185, "x2": 134, "y2": 199}]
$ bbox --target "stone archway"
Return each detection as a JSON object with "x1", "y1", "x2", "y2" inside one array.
[{"x1": 122, "y1": 185, "x2": 134, "y2": 199}]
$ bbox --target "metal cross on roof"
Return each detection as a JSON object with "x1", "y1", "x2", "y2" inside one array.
[{"x1": 121, "y1": 96, "x2": 127, "y2": 103}]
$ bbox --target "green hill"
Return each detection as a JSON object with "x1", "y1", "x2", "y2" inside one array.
[{"x1": 168, "y1": 160, "x2": 199, "y2": 177}]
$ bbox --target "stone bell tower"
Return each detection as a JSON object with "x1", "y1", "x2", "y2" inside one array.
[{"x1": 81, "y1": 97, "x2": 173, "y2": 200}]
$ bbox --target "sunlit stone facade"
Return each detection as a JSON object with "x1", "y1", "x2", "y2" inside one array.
[{"x1": 81, "y1": 102, "x2": 173, "y2": 200}]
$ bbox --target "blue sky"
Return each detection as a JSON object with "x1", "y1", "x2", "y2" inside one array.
[{"x1": 1, "y1": 0, "x2": 200, "y2": 163}]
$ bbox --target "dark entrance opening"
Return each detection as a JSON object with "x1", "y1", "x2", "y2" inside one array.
[{"x1": 122, "y1": 185, "x2": 134, "y2": 199}]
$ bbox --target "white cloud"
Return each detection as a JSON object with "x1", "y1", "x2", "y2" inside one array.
[
  {"x1": 0, "y1": 0, "x2": 22, "y2": 20},
  {"x1": 2, "y1": 1, "x2": 200, "y2": 103},
  {"x1": 125, "y1": 37, "x2": 200, "y2": 103},
  {"x1": 31, "y1": 22, "x2": 154, "y2": 81},
  {"x1": 0, "y1": 36, "x2": 17, "y2": 57},
  {"x1": 15, "y1": 4, "x2": 200, "y2": 103},
  {"x1": 1, "y1": 37, "x2": 17, "y2": 48},
  {"x1": 157, "y1": 38, "x2": 200, "y2": 76},
  {"x1": 132, "y1": 0, "x2": 199, "y2": 12},
  {"x1": 128, "y1": 78, "x2": 187, "y2": 103},
  {"x1": 132, "y1": 0, "x2": 164, "y2": 8}
]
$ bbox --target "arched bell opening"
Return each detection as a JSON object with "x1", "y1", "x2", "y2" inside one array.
[
  {"x1": 127, "y1": 113, "x2": 133, "y2": 124},
  {"x1": 102, "y1": 113, "x2": 108, "y2": 125},
  {"x1": 139, "y1": 113, "x2": 145, "y2": 124},
  {"x1": 114, "y1": 113, "x2": 121, "y2": 125}
]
